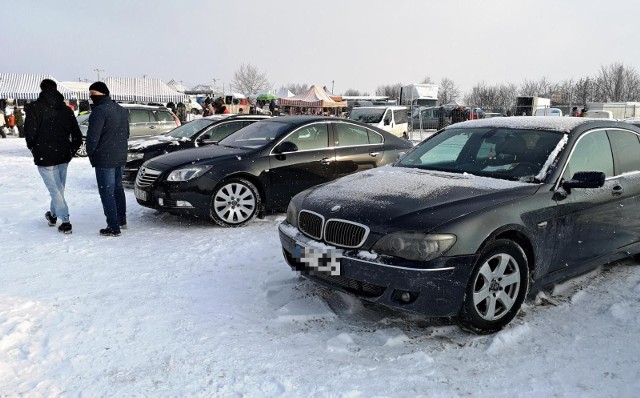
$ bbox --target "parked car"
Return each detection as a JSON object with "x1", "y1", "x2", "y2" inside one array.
[
  {"x1": 124, "y1": 115, "x2": 270, "y2": 183},
  {"x1": 75, "y1": 104, "x2": 180, "y2": 157},
  {"x1": 134, "y1": 116, "x2": 414, "y2": 226},
  {"x1": 278, "y1": 116, "x2": 640, "y2": 334}
]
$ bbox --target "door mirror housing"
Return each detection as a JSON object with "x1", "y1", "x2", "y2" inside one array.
[
  {"x1": 562, "y1": 171, "x2": 606, "y2": 190},
  {"x1": 275, "y1": 141, "x2": 298, "y2": 153}
]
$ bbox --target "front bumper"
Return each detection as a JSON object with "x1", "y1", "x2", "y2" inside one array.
[
  {"x1": 134, "y1": 180, "x2": 213, "y2": 219},
  {"x1": 278, "y1": 222, "x2": 476, "y2": 317}
]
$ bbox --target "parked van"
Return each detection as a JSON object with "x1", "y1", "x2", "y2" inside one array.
[
  {"x1": 534, "y1": 107, "x2": 563, "y2": 116},
  {"x1": 585, "y1": 110, "x2": 613, "y2": 119},
  {"x1": 347, "y1": 106, "x2": 408, "y2": 138}
]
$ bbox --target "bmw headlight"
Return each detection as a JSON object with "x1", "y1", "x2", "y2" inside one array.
[
  {"x1": 166, "y1": 165, "x2": 213, "y2": 182},
  {"x1": 372, "y1": 233, "x2": 456, "y2": 261},
  {"x1": 285, "y1": 199, "x2": 299, "y2": 228},
  {"x1": 127, "y1": 152, "x2": 144, "y2": 162}
]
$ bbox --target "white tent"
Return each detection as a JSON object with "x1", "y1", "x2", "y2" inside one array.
[
  {"x1": 276, "y1": 89, "x2": 295, "y2": 99},
  {"x1": 103, "y1": 77, "x2": 187, "y2": 103}
]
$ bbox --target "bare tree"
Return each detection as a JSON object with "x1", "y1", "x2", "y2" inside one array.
[
  {"x1": 519, "y1": 77, "x2": 554, "y2": 98},
  {"x1": 464, "y1": 82, "x2": 518, "y2": 113},
  {"x1": 343, "y1": 88, "x2": 363, "y2": 96},
  {"x1": 280, "y1": 83, "x2": 309, "y2": 95},
  {"x1": 420, "y1": 76, "x2": 434, "y2": 84},
  {"x1": 594, "y1": 62, "x2": 640, "y2": 102},
  {"x1": 230, "y1": 63, "x2": 270, "y2": 97},
  {"x1": 438, "y1": 77, "x2": 460, "y2": 105},
  {"x1": 375, "y1": 83, "x2": 402, "y2": 100}
]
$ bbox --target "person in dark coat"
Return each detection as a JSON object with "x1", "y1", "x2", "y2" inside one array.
[
  {"x1": 24, "y1": 79, "x2": 83, "y2": 234},
  {"x1": 87, "y1": 81, "x2": 130, "y2": 237}
]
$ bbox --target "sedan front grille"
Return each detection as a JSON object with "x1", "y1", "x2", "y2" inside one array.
[
  {"x1": 297, "y1": 210, "x2": 369, "y2": 249},
  {"x1": 299, "y1": 210, "x2": 324, "y2": 240},
  {"x1": 324, "y1": 219, "x2": 369, "y2": 248},
  {"x1": 135, "y1": 166, "x2": 162, "y2": 188}
]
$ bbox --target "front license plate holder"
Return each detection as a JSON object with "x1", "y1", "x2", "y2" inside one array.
[
  {"x1": 294, "y1": 244, "x2": 342, "y2": 276},
  {"x1": 134, "y1": 186, "x2": 148, "y2": 201}
]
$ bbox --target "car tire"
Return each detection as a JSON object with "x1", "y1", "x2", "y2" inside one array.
[
  {"x1": 210, "y1": 178, "x2": 261, "y2": 227},
  {"x1": 455, "y1": 239, "x2": 530, "y2": 334},
  {"x1": 76, "y1": 140, "x2": 88, "y2": 157}
]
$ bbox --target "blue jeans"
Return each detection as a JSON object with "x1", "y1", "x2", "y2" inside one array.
[
  {"x1": 37, "y1": 163, "x2": 70, "y2": 222},
  {"x1": 95, "y1": 166, "x2": 126, "y2": 231}
]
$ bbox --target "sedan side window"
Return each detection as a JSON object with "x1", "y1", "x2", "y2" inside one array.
[
  {"x1": 201, "y1": 121, "x2": 245, "y2": 142},
  {"x1": 335, "y1": 123, "x2": 370, "y2": 146},
  {"x1": 607, "y1": 129, "x2": 640, "y2": 175},
  {"x1": 155, "y1": 111, "x2": 174, "y2": 123},
  {"x1": 130, "y1": 109, "x2": 151, "y2": 123},
  {"x1": 287, "y1": 124, "x2": 329, "y2": 151},
  {"x1": 563, "y1": 130, "x2": 613, "y2": 179}
]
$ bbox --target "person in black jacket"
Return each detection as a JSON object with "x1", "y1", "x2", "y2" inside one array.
[
  {"x1": 24, "y1": 79, "x2": 83, "y2": 234},
  {"x1": 86, "y1": 81, "x2": 130, "y2": 237}
]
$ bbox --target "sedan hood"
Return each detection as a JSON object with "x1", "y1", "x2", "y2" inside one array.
[
  {"x1": 128, "y1": 136, "x2": 190, "y2": 152},
  {"x1": 145, "y1": 145, "x2": 253, "y2": 170},
  {"x1": 299, "y1": 166, "x2": 539, "y2": 231}
]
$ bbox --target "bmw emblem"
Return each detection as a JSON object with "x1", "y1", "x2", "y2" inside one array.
[{"x1": 330, "y1": 205, "x2": 341, "y2": 213}]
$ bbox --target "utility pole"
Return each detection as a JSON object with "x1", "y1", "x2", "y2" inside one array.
[
  {"x1": 94, "y1": 68, "x2": 105, "y2": 81},
  {"x1": 331, "y1": 80, "x2": 335, "y2": 94}
]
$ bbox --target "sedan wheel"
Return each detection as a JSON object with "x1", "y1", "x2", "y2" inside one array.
[
  {"x1": 456, "y1": 239, "x2": 530, "y2": 334},
  {"x1": 210, "y1": 179, "x2": 261, "y2": 227},
  {"x1": 76, "y1": 140, "x2": 87, "y2": 157}
]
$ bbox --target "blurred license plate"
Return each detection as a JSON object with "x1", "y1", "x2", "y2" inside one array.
[
  {"x1": 134, "y1": 186, "x2": 148, "y2": 201},
  {"x1": 294, "y1": 244, "x2": 341, "y2": 276}
]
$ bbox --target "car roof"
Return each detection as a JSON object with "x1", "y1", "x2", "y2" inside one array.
[
  {"x1": 449, "y1": 115, "x2": 635, "y2": 133},
  {"x1": 351, "y1": 106, "x2": 407, "y2": 110}
]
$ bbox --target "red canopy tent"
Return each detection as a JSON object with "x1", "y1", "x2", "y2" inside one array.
[{"x1": 277, "y1": 85, "x2": 347, "y2": 108}]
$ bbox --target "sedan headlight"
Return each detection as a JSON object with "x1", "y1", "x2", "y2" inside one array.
[
  {"x1": 166, "y1": 165, "x2": 213, "y2": 182},
  {"x1": 372, "y1": 233, "x2": 456, "y2": 261},
  {"x1": 285, "y1": 199, "x2": 299, "y2": 228},
  {"x1": 127, "y1": 152, "x2": 144, "y2": 162}
]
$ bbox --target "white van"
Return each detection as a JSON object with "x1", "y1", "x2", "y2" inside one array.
[
  {"x1": 534, "y1": 107, "x2": 563, "y2": 116},
  {"x1": 585, "y1": 110, "x2": 613, "y2": 119},
  {"x1": 347, "y1": 106, "x2": 409, "y2": 138}
]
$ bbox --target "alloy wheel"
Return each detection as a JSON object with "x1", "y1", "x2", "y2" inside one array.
[
  {"x1": 472, "y1": 253, "x2": 521, "y2": 321},
  {"x1": 212, "y1": 181, "x2": 257, "y2": 225}
]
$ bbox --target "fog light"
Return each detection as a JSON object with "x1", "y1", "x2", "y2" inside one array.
[
  {"x1": 400, "y1": 292, "x2": 412, "y2": 303},
  {"x1": 158, "y1": 198, "x2": 164, "y2": 206},
  {"x1": 176, "y1": 200, "x2": 192, "y2": 207}
]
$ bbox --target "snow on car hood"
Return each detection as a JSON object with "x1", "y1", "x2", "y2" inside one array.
[
  {"x1": 300, "y1": 166, "x2": 537, "y2": 228},
  {"x1": 128, "y1": 136, "x2": 190, "y2": 151}
]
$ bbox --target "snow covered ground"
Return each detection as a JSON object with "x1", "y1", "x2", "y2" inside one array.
[{"x1": 1, "y1": 136, "x2": 640, "y2": 397}]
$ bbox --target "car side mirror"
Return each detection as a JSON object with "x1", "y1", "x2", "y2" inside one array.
[
  {"x1": 562, "y1": 171, "x2": 606, "y2": 190},
  {"x1": 275, "y1": 141, "x2": 298, "y2": 153}
]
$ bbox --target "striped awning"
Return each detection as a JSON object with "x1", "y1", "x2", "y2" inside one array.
[
  {"x1": 278, "y1": 85, "x2": 347, "y2": 108},
  {"x1": 104, "y1": 77, "x2": 187, "y2": 103},
  {"x1": 0, "y1": 73, "x2": 77, "y2": 100}
]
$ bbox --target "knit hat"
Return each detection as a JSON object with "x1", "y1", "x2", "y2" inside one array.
[{"x1": 89, "y1": 81, "x2": 110, "y2": 96}]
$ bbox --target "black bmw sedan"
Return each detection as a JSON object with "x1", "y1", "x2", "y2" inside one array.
[
  {"x1": 134, "y1": 116, "x2": 414, "y2": 226},
  {"x1": 279, "y1": 116, "x2": 640, "y2": 334},
  {"x1": 124, "y1": 115, "x2": 270, "y2": 183}
]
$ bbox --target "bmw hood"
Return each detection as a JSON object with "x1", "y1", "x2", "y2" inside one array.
[
  {"x1": 144, "y1": 145, "x2": 253, "y2": 170},
  {"x1": 299, "y1": 166, "x2": 539, "y2": 230}
]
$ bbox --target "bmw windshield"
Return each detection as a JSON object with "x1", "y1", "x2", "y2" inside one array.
[{"x1": 397, "y1": 127, "x2": 564, "y2": 182}]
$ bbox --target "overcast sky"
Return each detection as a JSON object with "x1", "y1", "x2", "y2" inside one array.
[{"x1": 6, "y1": 0, "x2": 639, "y2": 95}]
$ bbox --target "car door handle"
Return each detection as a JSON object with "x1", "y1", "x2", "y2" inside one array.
[
  {"x1": 320, "y1": 157, "x2": 332, "y2": 165},
  {"x1": 149, "y1": 125, "x2": 156, "y2": 129},
  {"x1": 612, "y1": 185, "x2": 624, "y2": 196},
  {"x1": 369, "y1": 152, "x2": 379, "y2": 157}
]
